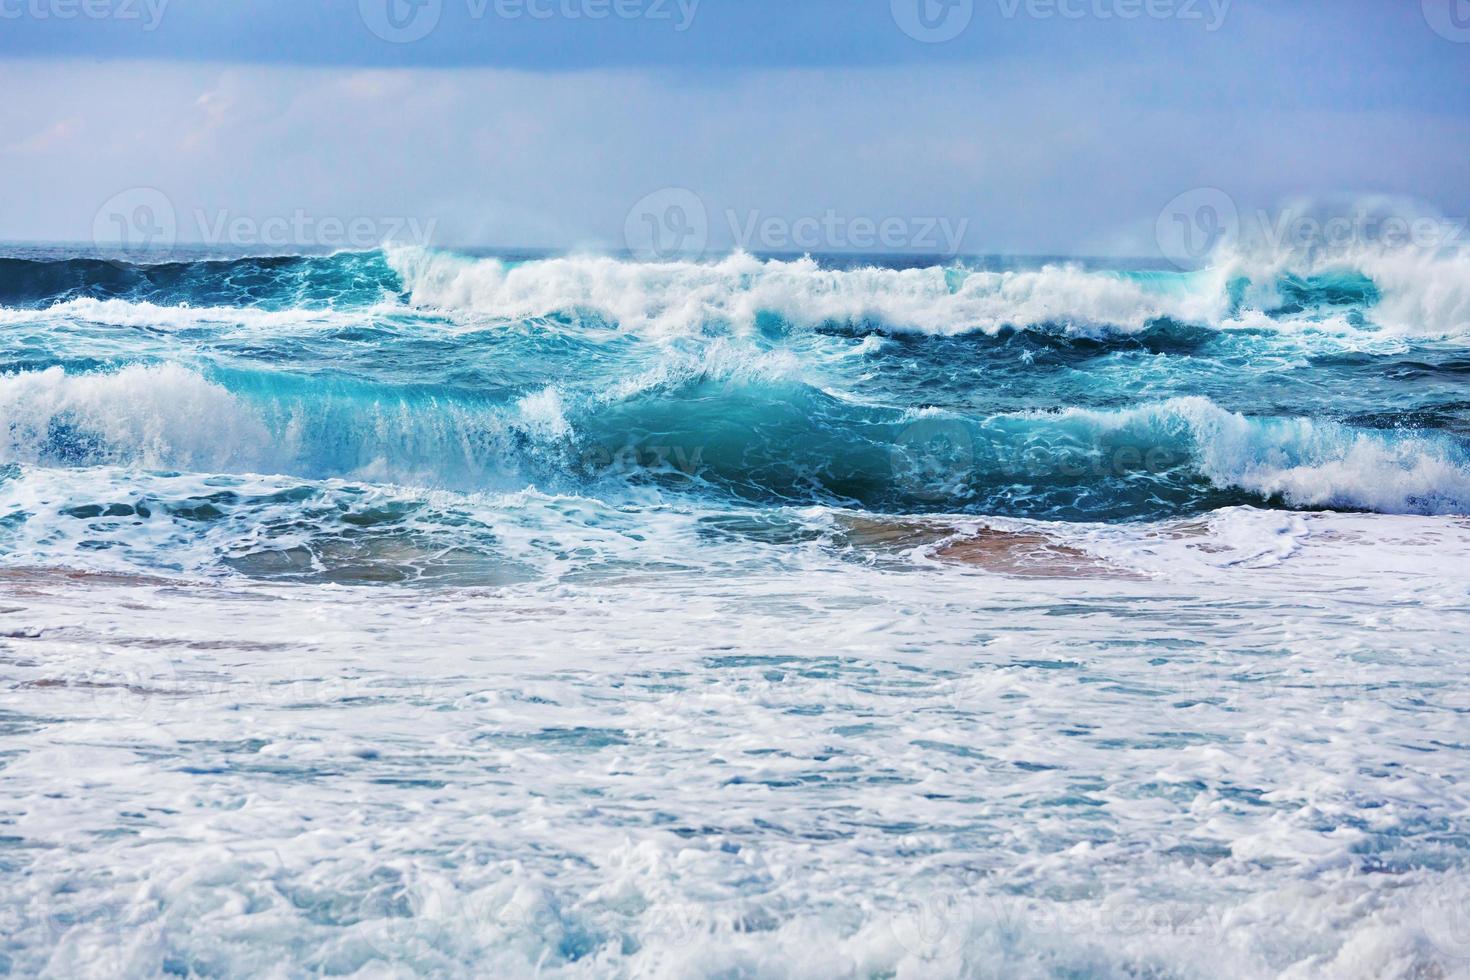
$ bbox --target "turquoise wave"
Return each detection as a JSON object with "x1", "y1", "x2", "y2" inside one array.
[
  {"x1": 0, "y1": 362, "x2": 1464, "y2": 521},
  {"x1": 0, "y1": 243, "x2": 1465, "y2": 585}
]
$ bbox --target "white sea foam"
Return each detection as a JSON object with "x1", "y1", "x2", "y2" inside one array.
[
  {"x1": 515, "y1": 385, "x2": 572, "y2": 441},
  {"x1": 388, "y1": 247, "x2": 1234, "y2": 337},
  {"x1": 0, "y1": 365, "x2": 584, "y2": 492},
  {"x1": 597, "y1": 337, "x2": 806, "y2": 404},
  {"x1": 1050, "y1": 396, "x2": 1470, "y2": 516},
  {"x1": 2, "y1": 493, "x2": 1469, "y2": 977},
  {"x1": 0, "y1": 364, "x2": 271, "y2": 472},
  {"x1": 1349, "y1": 246, "x2": 1470, "y2": 337},
  {"x1": 0, "y1": 296, "x2": 390, "y2": 332},
  {"x1": 1214, "y1": 242, "x2": 1470, "y2": 338},
  {"x1": 388, "y1": 244, "x2": 1470, "y2": 340}
]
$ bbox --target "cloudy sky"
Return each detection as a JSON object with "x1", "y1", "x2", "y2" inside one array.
[{"x1": 3, "y1": 0, "x2": 1468, "y2": 256}]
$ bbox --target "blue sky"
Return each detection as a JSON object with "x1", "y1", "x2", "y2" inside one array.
[{"x1": 3, "y1": 0, "x2": 1468, "y2": 255}]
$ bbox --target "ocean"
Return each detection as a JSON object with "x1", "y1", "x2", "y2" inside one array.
[{"x1": 1, "y1": 243, "x2": 1468, "y2": 977}]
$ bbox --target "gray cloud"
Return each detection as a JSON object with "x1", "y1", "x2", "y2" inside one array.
[{"x1": 4, "y1": 59, "x2": 1469, "y2": 257}]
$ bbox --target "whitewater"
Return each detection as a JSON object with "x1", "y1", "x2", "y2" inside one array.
[{"x1": 1, "y1": 242, "x2": 1469, "y2": 978}]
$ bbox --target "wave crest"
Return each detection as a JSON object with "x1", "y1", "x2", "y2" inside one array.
[
  {"x1": 388, "y1": 247, "x2": 1233, "y2": 337},
  {"x1": 387, "y1": 244, "x2": 1470, "y2": 339},
  {"x1": 0, "y1": 364, "x2": 270, "y2": 472},
  {"x1": 1053, "y1": 397, "x2": 1470, "y2": 516},
  {"x1": 2, "y1": 364, "x2": 1466, "y2": 518}
]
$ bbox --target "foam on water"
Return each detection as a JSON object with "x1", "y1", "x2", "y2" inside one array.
[
  {"x1": 388, "y1": 243, "x2": 1470, "y2": 339},
  {"x1": 0, "y1": 296, "x2": 393, "y2": 333},
  {"x1": 388, "y1": 247, "x2": 1236, "y2": 337},
  {"x1": 1049, "y1": 397, "x2": 1470, "y2": 515},
  {"x1": 2, "y1": 503, "x2": 1470, "y2": 977},
  {"x1": 1216, "y1": 244, "x2": 1470, "y2": 337},
  {"x1": 0, "y1": 364, "x2": 272, "y2": 472}
]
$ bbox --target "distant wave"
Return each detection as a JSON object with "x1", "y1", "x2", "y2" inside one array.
[
  {"x1": 0, "y1": 251, "x2": 399, "y2": 310},
  {"x1": 3, "y1": 244, "x2": 1466, "y2": 339},
  {"x1": 388, "y1": 247, "x2": 1237, "y2": 336},
  {"x1": 387, "y1": 245, "x2": 1470, "y2": 338}
]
